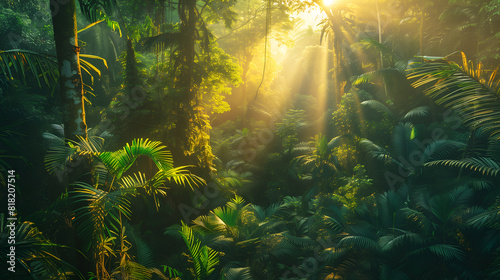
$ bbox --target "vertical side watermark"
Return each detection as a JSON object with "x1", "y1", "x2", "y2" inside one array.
[{"x1": 6, "y1": 169, "x2": 17, "y2": 273}]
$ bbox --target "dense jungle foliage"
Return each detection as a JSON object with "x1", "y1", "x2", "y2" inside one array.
[{"x1": 2, "y1": 0, "x2": 500, "y2": 279}]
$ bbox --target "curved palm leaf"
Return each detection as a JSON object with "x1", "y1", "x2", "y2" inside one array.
[
  {"x1": 98, "y1": 138, "x2": 174, "y2": 179},
  {"x1": 422, "y1": 140, "x2": 466, "y2": 162},
  {"x1": 424, "y1": 157, "x2": 500, "y2": 177},
  {"x1": 401, "y1": 106, "x2": 430, "y2": 123},
  {"x1": 212, "y1": 207, "x2": 239, "y2": 238},
  {"x1": 159, "y1": 166, "x2": 205, "y2": 189},
  {"x1": 337, "y1": 235, "x2": 381, "y2": 253},
  {"x1": 351, "y1": 68, "x2": 404, "y2": 85},
  {"x1": 410, "y1": 244, "x2": 466, "y2": 261},
  {"x1": 79, "y1": 0, "x2": 116, "y2": 23},
  {"x1": 402, "y1": 208, "x2": 435, "y2": 235},
  {"x1": 0, "y1": 49, "x2": 58, "y2": 88},
  {"x1": 113, "y1": 260, "x2": 170, "y2": 280},
  {"x1": 44, "y1": 135, "x2": 105, "y2": 175},
  {"x1": 380, "y1": 265, "x2": 410, "y2": 280},
  {"x1": 379, "y1": 232, "x2": 425, "y2": 253},
  {"x1": 359, "y1": 139, "x2": 396, "y2": 165},
  {"x1": 162, "y1": 265, "x2": 182, "y2": 278},
  {"x1": 265, "y1": 237, "x2": 300, "y2": 261},
  {"x1": 44, "y1": 144, "x2": 77, "y2": 176},
  {"x1": 223, "y1": 266, "x2": 254, "y2": 280},
  {"x1": 393, "y1": 123, "x2": 414, "y2": 161},
  {"x1": 408, "y1": 53, "x2": 500, "y2": 139},
  {"x1": 0, "y1": 50, "x2": 107, "y2": 90},
  {"x1": 361, "y1": 100, "x2": 394, "y2": 117},
  {"x1": 141, "y1": 32, "x2": 183, "y2": 52},
  {"x1": 282, "y1": 231, "x2": 316, "y2": 247},
  {"x1": 179, "y1": 221, "x2": 219, "y2": 280},
  {"x1": 468, "y1": 209, "x2": 500, "y2": 229},
  {"x1": 0, "y1": 219, "x2": 84, "y2": 279},
  {"x1": 71, "y1": 182, "x2": 133, "y2": 251}
]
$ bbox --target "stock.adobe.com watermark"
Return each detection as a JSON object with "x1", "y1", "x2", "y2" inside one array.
[
  {"x1": 6, "y1": 170, "x2": 17, "y2": 273},
  {"x1": 384, "y1": 107, "x2": 462, "y2": 191}
]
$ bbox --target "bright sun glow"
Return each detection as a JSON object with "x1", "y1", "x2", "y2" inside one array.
[{"x1": 323, "y1": 0, "x2": 336, "y2": 6}]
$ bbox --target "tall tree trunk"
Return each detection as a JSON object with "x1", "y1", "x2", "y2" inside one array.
[
  {"x1": 375, "y1": 0, "x2": 383, "y2": 68},
  {"x1": 169, "y1": 0, "x2": 212, "y2": 179},
  {"x1": 241, "y1": 51, "x2": 253, "y2": 128},
  {"x1": 51, "y1": 0, "x2": 87, "y2": 140}
]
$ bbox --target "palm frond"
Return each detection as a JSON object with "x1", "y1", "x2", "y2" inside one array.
[
  {"x1": 380, "y1": 265, "x2": 410, "y2": 280},
  {"x1": 352, "y1": 37, "x2": 395, "y2": 61},
  {"x1": 179, "y1": 221, "x2": 219, "y2": 279},
  {"x1": 113, "y1": 260, "x2": 154, "y2": 280},
  {"x1": 402, "y1": 208, "x2": 435, "y2": 235},
  {"x1": 380, "y1": 232, "x2": 425, "y2": 253},
  {"x1": 44, "y1": 143, "x2": 77, "y2": 175},
  {"x1": 411, "y1": 244, "x2": 466, "y2": 261},
  {"x1": 401, "y1": 106, "x2": 430, "y2": 123},
  {"x1": 223, "y1": 267, "x2": 254, "y2": 280},
  {"x1": 408, "y1": 54, "x2": 500, "y2": 139},
  {"x1": 282, "y1": 231, "x2": 317, "y2": 247},
  {"x1": 422, "y1": 140, "x2": 466, "y2": 162},
  {"x1": 71, "y1": 182, "x2": 132, "y2": 251},
  {"x1": 162, "y1": 265, "x2": 183, "y2": 278},
  {"x1": 126, "y1": 226, "x2": 154, "y2": 268},
  {"x1": 252, "y1": 202, "x2": 281, "y2": 221},
  {"x1": 359, "y1": 139, "x2": 394, "y2": 164},
  {"x1": 424, "y1": 157, "x2": 500, "y2": 177},
  {"x1": 361, "y1": 100, "x2": 394, "y2": 117},
  {"x1": 0, "y1": 49, "x2": 106, "y2": 90},
  {"x1": 123, "y1": 138, "x2": 174, "y2": 171},
  {"x1": 216, "y1": 170, "x2": 249, "y2": 188},
  {"x1": 159, "y1": 166, "x2": 205, "y2": 189},
  {"x1": 267, "y1": 238, "x2": 299, "y2": 261},
  {"x1": 351, "y1": 68, "x2": 403, "y2": 86},
  {"x1": 0, "y1": 49, "x2": 58, "y2": 88},
  {"x1": 227, "y1": 195, "x2": 246, "y2": 211},
  {"x1": 98, "y1": 138, "x2": 174, "y2": 179},
  {"x1": 76, "y1": 135, "x2": 105, "y2": 154},
  {"x1": 393, "y1": 123, "x2": 414, "y2": 161},
  {"x1": 141, "y1": 32, "x2": 183, "y2": 52},
  {"x1": 119, "y1": 172, "x2": 149, "y2": 190},
  {"x1": 468, "y1": 209, "x2": 500, "y2": 229},
  {"x1": 79, "y1": 0, "x2": 115, "y2": 23},
  {"x1": 164, "y1": 224, "x2": 182, "y2": 239},
  {"x1": 212, "y1": 207, "x2": 239, "y2": 238},
  {"x1": 337, "y1": 235, "x2": 380, "y2": 253},
  {"x1": 80, "y1": 54, "x2": 108, "y2": 85},
  {"x1": 0, "y1": 219, "x2": 84, "y2": 279}
]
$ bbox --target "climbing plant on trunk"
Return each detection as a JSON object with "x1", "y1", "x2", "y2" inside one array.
[{"x1": 51, "y1": 0, "x2": 87, "y2": 140}]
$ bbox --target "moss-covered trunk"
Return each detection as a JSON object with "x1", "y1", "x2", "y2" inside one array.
[
  {"x1": 51, "y1": 0, "x2": 87, "y2": 140},
  {"x1": 169, "y1": 0, "x2": 212, "y2": 179}
]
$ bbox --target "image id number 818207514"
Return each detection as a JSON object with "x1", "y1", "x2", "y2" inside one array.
[{"x1": 7, "y1": 170, "x2": 16, "y2": 273}]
